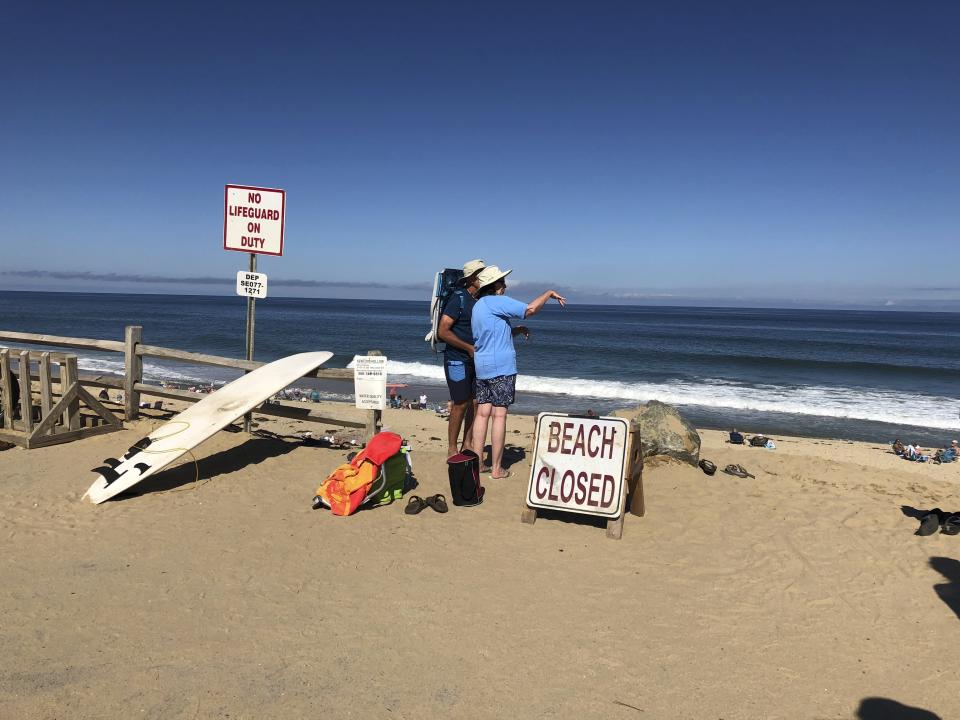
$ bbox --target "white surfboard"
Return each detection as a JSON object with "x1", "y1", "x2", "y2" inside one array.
[{"x1": 84, "y1": 351, "x2": 333, "y2": 504}]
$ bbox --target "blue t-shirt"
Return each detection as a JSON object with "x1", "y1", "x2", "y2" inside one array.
[
  {"x1": 441, "y1": 288, "x2": 476, "y2": 362},
  {"x1": 471, "y1": 295, "x2": 528, "y2": 379}
]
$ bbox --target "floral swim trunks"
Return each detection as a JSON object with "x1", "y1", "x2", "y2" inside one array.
[{"x1": 474, "y1": 374, "x2": 517, "y2": 407}]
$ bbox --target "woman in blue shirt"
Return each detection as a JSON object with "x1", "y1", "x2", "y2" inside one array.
[{"x1": 469, "y1": 265, "x2": 566, "y2": 479}]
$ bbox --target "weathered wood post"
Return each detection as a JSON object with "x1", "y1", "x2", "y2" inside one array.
[
  {"x1": 62, "y1": 355, "x2": 81, "y2": 431},
  {"x1": 39, "y1": 352, "x2": 53, "y2": 417},
  {"x1": 124, "y1": 325, "x2": 143, "y2": 421},
  {"x1": 363, "y1": 349, "x2": 384, "y2": 442},
  {"x1": 0, "y1": 349, "x2": 12, "y2": 429},
  {"x1": 627, "y1": 421, "x2": 646, "y2": 517},
  {"x1": 19, "y1": 351, "x2": 33, "y2": 435}
]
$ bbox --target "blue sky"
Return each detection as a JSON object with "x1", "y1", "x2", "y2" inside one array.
[{"x1": 2, "y1": 1, "x2": 958, "y2": 308}]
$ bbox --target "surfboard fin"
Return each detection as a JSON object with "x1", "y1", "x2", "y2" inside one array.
[
  {"x1": 123, "y1": 437, "x2": 153, "y2": 459},
  {"x1": 102, "y1": 457, "x2": 122, "y2": 469},
  {"x1": 91, "y1": 466, "x2": 122, "y2": 485},
  {"x1": 133, "y1": 462, "x2": 151, "y2": 474}
]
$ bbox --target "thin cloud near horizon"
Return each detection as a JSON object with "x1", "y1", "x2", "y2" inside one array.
[{"x1": 4, "y1": 269, "x2": 959, "y2": 311}]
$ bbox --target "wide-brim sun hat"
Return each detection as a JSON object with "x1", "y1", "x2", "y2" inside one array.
[
  {"x1": 476, "y1": 265, "x2": 512, "y2": 290},
  {"x1": 461, "y1": 259, "x2": 485, "y2": 278}
]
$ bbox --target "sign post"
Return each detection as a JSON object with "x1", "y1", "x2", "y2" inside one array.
[
  {"x1": 522, "y1": 413, "x2": 643, "y2": 540},
  {"x1": 224, "y1": 184, "x2": 285, "y2": 432}
]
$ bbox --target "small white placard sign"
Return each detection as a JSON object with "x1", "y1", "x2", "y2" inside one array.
[
  {"x1": 236, "y1": 271, "x2": 268, "y2": 299},
  {"x1": 353, "y1": 355, "x2": 387, "y2": 410}
]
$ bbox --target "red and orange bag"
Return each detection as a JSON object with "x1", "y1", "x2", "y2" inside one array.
[{"x1": 313, "y1": 432, "x2": 403, "y2": 516}]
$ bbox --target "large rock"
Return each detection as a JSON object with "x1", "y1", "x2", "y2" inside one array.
[{"x1": 615, "y1": 400, "x2": 700, "y2": 466}]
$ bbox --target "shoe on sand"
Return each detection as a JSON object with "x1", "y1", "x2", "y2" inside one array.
[
  {"x1": 698, "y1": 460, "x2": 716, "y2": 476},
  {"x1": 941, "y1": 513, "x2": 960, "y2": 536},
  {"x1": 916, "y1": 513, "x2": 942, "y2": 536},
  {"x1": 425, "y1": 494, "x2": 449, "y2": 513},
  {"x1": 404, "y1": 495, "x2": 428, "y2": 515},
  {"x1": 723, "y1": 464, "x2": 755, "y2": 479}
]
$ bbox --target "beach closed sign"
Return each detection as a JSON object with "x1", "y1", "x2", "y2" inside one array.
[
  {"x1": 526, "y1": 413, "x2": 629, "y2": 519},
  {"x1": 224, "y1": 184, "x2": 285, "y2": 256}
]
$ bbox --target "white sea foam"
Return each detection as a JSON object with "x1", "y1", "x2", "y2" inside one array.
[
  {"x1": 385, "y1": 360, "x2": 960, "y2": 430},
  {"x1": 74, "y1": 355, "x2": 227, "y2": 384}
]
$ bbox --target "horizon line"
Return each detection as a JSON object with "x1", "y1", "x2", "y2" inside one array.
[{"x1": 2, "y1": 287, "x2": 958, "y2": 315}]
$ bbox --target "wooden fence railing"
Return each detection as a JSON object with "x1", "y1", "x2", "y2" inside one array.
[
  {"x1": 0, "y1": 348, "x2": 123, "y2": 448},
  {"x1": 0, "y1": 327, "x2": 381, "y2": 445}
]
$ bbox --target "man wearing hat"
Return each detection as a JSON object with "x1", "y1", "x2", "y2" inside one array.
[{"x1": 437, "y1": 259, "x2": 486, "y2": 457}]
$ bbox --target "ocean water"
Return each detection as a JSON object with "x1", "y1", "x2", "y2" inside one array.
[{"x1": 2, "y1": 291, "x2": 958, "y2": 445}]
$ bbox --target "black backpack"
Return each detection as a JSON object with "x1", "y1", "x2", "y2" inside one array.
[
  {"x1": 426, "y1": 268, "x2": 465, "y2": 352},
  {"x1": 447, "y1": 450, "x2": 484, "y2": 506}
]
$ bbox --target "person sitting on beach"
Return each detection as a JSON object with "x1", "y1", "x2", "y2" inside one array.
[
  {"x1": 904, "y1": 443, "x2": 929, "y2": 462},
  {"x1": 934, "y1": 445, "x2": 958, "y2": 464},
  {"x1": 468, "y1": 265, "x2": 566, "y2": 479},
  {"x1": 418, "y1": 393, "x2": 428, "y2": 410},
  {"x1": 729, "y1": 429, "x2": 745, "y2": 445},
  {"x1": 892, "y1": 439, "x2": 906, "y2": 456}
]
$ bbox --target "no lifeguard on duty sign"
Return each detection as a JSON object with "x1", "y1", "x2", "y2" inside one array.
[{"x1": 224, "y1": 184, "x2": 285, "y2": 256}]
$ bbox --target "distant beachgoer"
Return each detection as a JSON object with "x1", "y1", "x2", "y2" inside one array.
[
  {"x1": 310, "y1": 389, "x2": 320, "y2": 402},
  {"x1": 419, "y1": 393, "x2": 428, "y2": 410},
  {"x1": 98, "y1": 389, "x2": 109, "y2": 401},
  {"x1": 585, "y1": 409, "x2": 599, "y2": 418},
  {"x1": 729, "y1": 429, "x2": 745, "y2": 445},
  {"x1": 469, "y1": 265, "x2": 566, "y2": 479},
  {"x1": 437, "y1": 258, "x2": 486, "y2": 457}
]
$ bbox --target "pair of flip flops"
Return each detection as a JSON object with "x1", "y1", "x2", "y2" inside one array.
[
  {"x1": 916, "y1": 509, "x2": 960, "y2": 536},
  {"x1": 723, "y1": 464, "x2": 755, "y2": 479},
  {"x1": 405, "y1": 494, "x2": 448, "y2": 514}
]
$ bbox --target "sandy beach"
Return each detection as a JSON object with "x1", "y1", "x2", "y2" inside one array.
[{"x1": 2, "y1": 398, "x2": 959, "y2": 719}]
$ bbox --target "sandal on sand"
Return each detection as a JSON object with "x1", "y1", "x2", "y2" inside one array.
[
  {"x1": 488, "y1": 471, "x2": 512, "y2": 480},
  {"x1": 425, "y1": 494, "x2": 449, "y2": 513},
  {"x1": 723, "y1": 464, "x2": 755, "y2": 479},
  {"x1": 698, "y1": 460, "x2": 716, "y2": 476},
  {"x1": 404, "y1": 495, "x2": 428, "y2": 515},
  {"x1": 941, "y1": 513, "x2": 960, "y2": 536},
  {"x1": 916, "y1": 513, "x2": 942, "y2": 536}
]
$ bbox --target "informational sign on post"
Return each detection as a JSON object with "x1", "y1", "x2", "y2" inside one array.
[
  {"x1": 526, "y1": 413, "x2": 629, "y2": 519},
  {"x1": 353, "y1": 355, "x2": 387, "y2": 410},
  {"x1": 224, "y1": 184, "x2": 286, "y2": 256},
  {"x1": 236, "y1": 271, "x2": 268, "y2": 299}
]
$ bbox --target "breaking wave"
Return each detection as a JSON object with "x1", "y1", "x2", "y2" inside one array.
[{"x1": 384, "y1": 361, "x2": 960, "y2": 430}]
